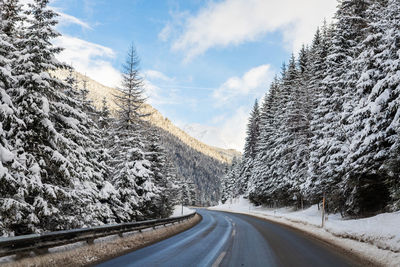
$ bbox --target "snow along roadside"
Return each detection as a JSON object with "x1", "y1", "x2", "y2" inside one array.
[
  {"x1": 170, "y1": 205, "x2": 195, "y2": 217},
  {"x1": 1, "y1": 213, "x2": 201, "y2": 267},
  {"x1": 209, "y1": 198, "x2": 400, "y2": 267}
]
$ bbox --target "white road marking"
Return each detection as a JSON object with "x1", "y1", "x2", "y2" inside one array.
[
  {"x1": 231, "y1": 229, "x2": 236, "y2": 237},
  {"x1": 212, "y1": 251, "x2": 226, "y2": 267},
  {"x1": 199, "y1": 215, "x2": 233, "y2": 266}
]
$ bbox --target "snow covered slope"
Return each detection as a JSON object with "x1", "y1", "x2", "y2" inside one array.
[{"x1": 170, "y1": 206, "x2": 194, "y2": 217}]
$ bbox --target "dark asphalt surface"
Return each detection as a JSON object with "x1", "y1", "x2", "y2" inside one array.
[{"x1": 97, "y1": 209, "x2": 360, "y2": 267}]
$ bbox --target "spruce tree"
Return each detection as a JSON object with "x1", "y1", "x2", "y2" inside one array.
[
  {"x1": 143, "y1": 128, "x2": 175, "y2": 219},
  {"x1": 271, "y1": 56, "x2": 300, "y2": 205},
  {"x1": 243, "y1": 99, "x2": 260, "y2": 159},
  {"x1": 233, "y1": 0, "x2": 399, "y2": 216},
  {"x1": 344, "y1": 0, "x2": 400, "y2": 214},
  {"x1": 8, "y1": 0, "x2": 108, "y2": 232},
  {"x1": 250, "y1": 77, "x2": 281, "y2": 205},
  {"x1": 239, "y1": 99, "x2": 260, "y2": 196},
  {"x1": 110, "y1": 44, "x2": 155, "y2": 222},
  {"x1": 0, "y1": 0, "x2": 38, "y2": 236},
  {"x1": 309, "y1": 0, "x2": 370, "y2": 212},
  {"x1": 304, "y1": 24, "x2": 332, "y2": 203}
]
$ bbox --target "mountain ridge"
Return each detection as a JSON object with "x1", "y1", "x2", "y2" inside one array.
[{"x1": 53, "y1": 69, "x2": 241, "y2": 164}]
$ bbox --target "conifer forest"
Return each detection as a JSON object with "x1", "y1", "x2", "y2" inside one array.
[
  {"x1": 0, "y1": 0, "x2": 400, "y2": 242},
  {"x1": 221, "y1": 0, "x2": 400, "y2": 217},
  {"x1": 0, "y1": 0, "x2": 194, "y2": 236}
]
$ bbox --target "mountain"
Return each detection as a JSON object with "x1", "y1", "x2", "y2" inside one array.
[
  {"x1": 181, "y1": 123, "x2": 243, "y2": 159},
  {"x1": 153, "y1": 127, "x2": 225, "y2": 205},
  {"x1": 53, "y1": 69, "x2": 240, "y2": 204},
  {"x1": 182, "y1": 123, "x2": 228, "y2": 149},
  {"x1": 53, "y1": 70, "x2": 240, "y2": 164}
]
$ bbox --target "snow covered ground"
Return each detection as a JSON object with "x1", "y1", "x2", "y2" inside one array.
[
  {"x1": 170, "y1": 205, "x2": 195, "y2": 217},
  {"x1": 209, "y1": 196, "x2": 400, "y2": 266}
]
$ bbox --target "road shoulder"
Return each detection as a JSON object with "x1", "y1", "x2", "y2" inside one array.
[{"x1": 209, "y1": 208, "x2": 399, "y2": 267}]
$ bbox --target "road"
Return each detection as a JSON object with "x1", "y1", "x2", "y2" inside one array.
[{"x1": 97, "y1": 209, "x2": 361, "y2": 267}]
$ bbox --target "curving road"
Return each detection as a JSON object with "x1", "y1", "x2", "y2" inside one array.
[{"x1": 97, "y1": 209, "x2": 361, "y2": 267}]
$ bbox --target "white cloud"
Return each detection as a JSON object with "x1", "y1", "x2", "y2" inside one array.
[
  {"x1": 56, "y1": 11, "x2": 92, "y2": 29},
  {"x1": 158, "y1": 10, "x2": 190, "y2": 42},
  {"x1": 143, "y1": 77, "x2": 199, "y2": 107},
  {"x1": 158, "y1": 23, "x2": 172, "y2": 42},
  {"x1": 211, "y1": 114, "x2": 226, "y2": 124},
  {"x1": 19, "y1": 1, "x2": 92, "y2": 29},
  {"x1": 168, "y1": 0, "x2": 337, "y2": 60},
  {"x1": 191, "y1": 64, "x2": 275, "y2": 149},
  {"x1": 219, "y1": 107, "x2": 249, "y2": 151},
  {"x1": 182, "y1": 107, "x2": 249, "y2": 151},
  {"x1": 213, "y1": 64, "x2": 274, "y2": 104},
  {"x1": 144, "y1": 70, "x2": 174, "y2": 82},
  {"x1": 55, "y1": 35, "x2": 187, "y2": 107},
  {"x1": 143, "y1": 80, "x2": 180, "y2": 106},
  {"x1": 143, "y1": 80, "x2": 163, "y2": 105},
  {"x1": 54, "y1": 35, "x2": 121, "y2": 87}
]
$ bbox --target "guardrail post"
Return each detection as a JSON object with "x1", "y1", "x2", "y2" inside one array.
[
  {"x1": 34, "y1": 247, "x2": 49, "y2": 255},
  {"x1": 87, "y1": 238, "x2": 94, "y2": 245},
  {"x1": 15, "y1": 251, "x2": 31, "y2": 260},
  {"x1": 118, "y1": 232, "x2": 123, "y2": 238}
]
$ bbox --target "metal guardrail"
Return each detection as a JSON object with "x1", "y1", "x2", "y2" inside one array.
[{"x1": 0, "y1": 212, "x2": 196, "y2": 258}]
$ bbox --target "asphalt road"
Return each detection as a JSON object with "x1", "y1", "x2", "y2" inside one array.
[{"x1": 97, "y1": 209, "x2": 360, "y2": 267}]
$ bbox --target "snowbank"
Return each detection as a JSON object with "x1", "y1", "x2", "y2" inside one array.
[
  {"x1": 209, "y1": 196, "x2": 400, "y2": 266},
  {"x1": 170, "y1": 205, "x2": 194, "y2": 217}
]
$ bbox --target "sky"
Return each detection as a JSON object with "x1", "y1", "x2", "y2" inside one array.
[{"x1": 49, "y1": 0, "x2": 338, "y2": 151}]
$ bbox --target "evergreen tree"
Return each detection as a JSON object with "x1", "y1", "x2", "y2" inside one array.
[
  {"x1": 344, "y1": 0, "x2": 400, "y2": 214},
  {"x1": 221, "y1": 157, "x2": 240, "y2": 203},
  {"x1": 226, "y1": 0, "x2": 399, "y2": 216},
  {"x1": 0, "y1": 0, "x2": 38, "y2": 236},
  {"x1": 99, "y1": 97, "x2": 111, "y2": 129},
  {"x1": 114, "y1": 45, "x2": 148, "y2": 131},
  {"x1": 290, "y1": 47, "x2": 312, "y2": 208},
  {"x1": 249, "y1": 78, "x2": 281, "y2": 205},
  {"x1": 63, "y1": 67, "x2": 79, "y2": 99},
  {"x1": 270, "y1": 56, "x2": 300, "y2": 205},
  {"x1": 304, "y1": 24, "x2": 333, "y2": 203},
  {"x1": 221, "y1": 166, "x2": 232, "y2": 204},
  {"x1": 79, "y1": 75, "x2": 95, "y2": 113},
  {"x1": 8, "y1": 0, "x2": 108, "y2": 232},
  {"x1": 109, "y1": 44, "x2": 155, "y2": 222},
  {"x1": 238, "y1": 99, "x2": 260, "y2": 195},
  {"x1": 143, "y1": 128, "x2": 176, "y2": 218},
  {"x1": 308, "y1": 0, "x2": 370, "y2": 212},
  {"x1": 243, "y1": 99, "x2": 260, "y2": 159}
]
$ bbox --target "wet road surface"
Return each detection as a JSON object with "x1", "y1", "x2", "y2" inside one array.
[{"x1": 97, "y1": 209, "x2": 360, "y2": 267}]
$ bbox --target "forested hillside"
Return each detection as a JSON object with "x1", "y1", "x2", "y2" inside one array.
[
  {"x1": 53, "y1": 69, "x2": 239, "y2": 164},
  {"x1": 221, "y1": 0, "x2": 400, "y2": 217},
  {"x1": 155, "y1": 127, "x2": 225, "y2": 205},
  {"x1": 0, "y1": 0, "x2": 183, "y2": 236}
]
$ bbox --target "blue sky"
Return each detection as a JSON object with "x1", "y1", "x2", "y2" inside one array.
[{"x1": 50, "y1": 0, "x2": 337, "y2": 151}]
